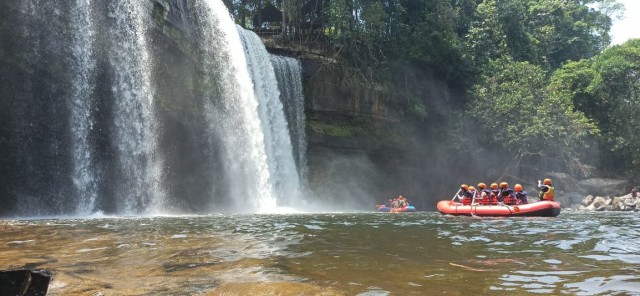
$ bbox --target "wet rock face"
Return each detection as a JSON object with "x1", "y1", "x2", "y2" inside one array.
[{"x1": 0, "y1": 269, "x2": 51, "y2": 296}]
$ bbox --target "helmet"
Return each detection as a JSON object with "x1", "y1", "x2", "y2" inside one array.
[
  {"x1": 461, "y1": 184, "x2": 469, "y2": 190},
  {"x1": 478, "y1": 183, "x2": 487, "y2": 189},
  {"x1": 490, "y1": 183, "x2": 498, "y2": 189},
  {"x1": 514, "y1": 184, "x2": 523, "y2": 192},
  {"x1": 469, "y1": 186, "x2": 476, "y2": 191},
  {"x1": 499, "y1": 182, "x2": 508, "y2": 189},
  {"x1": 543, "y1": 178, "x2": 552, "y2": 185}
]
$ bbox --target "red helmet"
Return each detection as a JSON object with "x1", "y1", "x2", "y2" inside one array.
[
  {"x1": 478, "y1": 183, "x2": 487, "y2": 189},
  {"x1": 514, "y1": 184, "x2": 523, "y2": 192},
  {"x1": 461, "y1": 184, "x2": 469, "y2": 190},
  {"x1": 499, "y1": 182, "x2": 508, "y2": 189},
  {"x1": 490, "y1": 183, "x2": 498, "y2": 189},
  {"x1": 543, "y1": 178, "x2": 552, "y2": 185}
]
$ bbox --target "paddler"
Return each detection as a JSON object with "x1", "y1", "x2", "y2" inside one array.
[
  {"x1": 498, "y1": 182, "x2": 516, "y2": 205},
  {"x1": 514, "y1": 184, "x2": 528, "y2": 204},
  {"x1": 478, "y1": 183, "x2": 491, "y2": 205},
  {"x1": 537, "y1": 178, "x2": 555, "y2": 201}
]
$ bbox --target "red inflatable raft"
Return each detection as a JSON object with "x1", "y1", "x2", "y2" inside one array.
[{"x1": 436, "y1": 200, "x2": 561, "y2": 217}]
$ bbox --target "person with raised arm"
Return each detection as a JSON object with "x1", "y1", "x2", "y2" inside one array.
[{"x1": 538, "y1": 178, "x2": 555, "y2": 201}]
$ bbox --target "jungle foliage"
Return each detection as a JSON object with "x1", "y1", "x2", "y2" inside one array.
[{"x1": 226, "y1": 0, "x2": 639, "y2": 180}]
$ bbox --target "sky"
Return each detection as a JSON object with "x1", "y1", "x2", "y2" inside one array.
[{"x1": 609, "y1": 0, "x2": 640, "y2": 45}]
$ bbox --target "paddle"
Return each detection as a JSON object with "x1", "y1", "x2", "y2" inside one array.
[
  {"x1": 451, "y1": 189, "x2": 462, "y2": 202},
  {"x1": 470, "y1": 190, "x2": 479, "y2": 217}
]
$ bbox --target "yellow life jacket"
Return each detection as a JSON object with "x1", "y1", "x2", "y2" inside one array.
[{"x1": 543, "y1": 186, "x2": 555, "y2": 201}]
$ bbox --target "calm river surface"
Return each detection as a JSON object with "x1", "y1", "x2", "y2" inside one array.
[{"x1": 1, "y1": 211, "x2": 639, "y2": 295}]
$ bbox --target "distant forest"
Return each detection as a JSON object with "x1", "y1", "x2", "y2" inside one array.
[{"x1": 225, "y1": 0, "x2": 640, "y2": 182}]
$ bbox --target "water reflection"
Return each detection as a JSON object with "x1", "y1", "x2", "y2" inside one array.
[{"x1": 0, "y1": 212, "x2": 639, "y2": 295}]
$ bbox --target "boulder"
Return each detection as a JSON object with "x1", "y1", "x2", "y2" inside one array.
[
  {"x1": 585, "y1": 196, "x2": 607, "y2": 211},
  {"x1": 581, "y1": 195, "x2": 594, "y2": 207},
  {"x1": 0, "y1": 269, "x2": 51, "y2": 296}
]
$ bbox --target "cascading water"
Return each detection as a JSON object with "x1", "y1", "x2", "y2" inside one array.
[
  {"x1": 237, "y1": 27, "x2": 303, "y2": 208},
  {"x1": 1, "y1": 0, "x2": 310, "y2": 216},
  {"x1": 108, "y1": 0, "x2": 164, "y2": 214},
  {"x1": 193, "y1": 0, "x2": 276, "y2": 212},
  {"x1": 70, "y1": 0, "x2": 99, "y2": 215},
  {"x1": 270, "y1": 55, "x2": 308, "y2": 182}
]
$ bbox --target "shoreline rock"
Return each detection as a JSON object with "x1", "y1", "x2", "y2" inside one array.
[{"x1": 0, "y1": 269, "x2": 51, "y2": 296}]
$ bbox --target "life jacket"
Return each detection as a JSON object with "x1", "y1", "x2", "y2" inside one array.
[
  {"x1": 502, "y1": 189, "x2": 516, "y2": 205},
  {"x1": 490, "y1": 189, "x2": 500, "y2": 204},
  {"x1": 542, "y1": 186, "x2": 555, "y2": 201},
  {"x1": 515, "y1": 191, "x2": 528, "y2": 204}
]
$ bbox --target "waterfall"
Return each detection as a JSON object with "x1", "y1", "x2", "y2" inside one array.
[
  {"x1": 194, "y1": 0, "x2": 276, "y2": 212},
  {"x1": 108, "y1": 0, "x2": 164, "y2": 214},
  {"x1": 270, "y1": 55, "x2": 308, "y2": 183},
  {"x1": 237, "y1": 28, "x2": 302, "y2": 208},
  {"x1": 1, "y1": 0, "x2": 309, "y2": 216},
  {"x1": 70, "y1": 0, "x2": 98, "y2": 215}
]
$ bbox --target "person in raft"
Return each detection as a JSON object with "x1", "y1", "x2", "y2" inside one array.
[
  {"x1": 498, "y1": 182, "x2": 516, "y2": 204},
  {"x1": 397, "y1": 195, "x2": 408, "y2": 207},
  {"x1": 490, "y1": 183, "x2": 500, "y2": 205},
  {"x1": 538, "y1": 178, "x2": 555, "y2": 201},
  {"x1": 468, "y1": 186, "x2": 478, "y2": 203},
  {"x1": 456, "y1": 184, "x2": 472, "y2": 204},
  {"x1": 478, "y1": 183, "x2": 491, "y2": 204},
  {"x1": 514, "y1": 184, "x2": 528, "y2": 204}
]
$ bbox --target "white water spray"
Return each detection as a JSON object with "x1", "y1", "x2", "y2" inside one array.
[
  {"x1": 70, "y1": 0, "x2": 98, "y2": 215},
  {"x1": 194, "y1": 0, "x2": 276, "y2": 212},
  {"x1": 108, "y1": 0, "x2": 164, "y2": 214},
  {"x1": 270, "y1": 55, "x2": 308, "y2": 182},
  {"x1": 237, "y1": 28, "x2": 302, "y2": 208}
]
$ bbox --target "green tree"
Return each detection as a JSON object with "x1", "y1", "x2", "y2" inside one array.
[
  {"x1": 591, "y1": 40, "x2": 640, "y2": 176},
  {"x1": 469, "y1": 58, "x2": 598, "y2": 176}
]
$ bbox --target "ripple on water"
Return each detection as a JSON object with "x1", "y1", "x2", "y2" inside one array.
[
  {"x1": 565, "y1": 275, "x2": 640, "y2": 295},
  {"x1": 356, "y1": 286, "x2": 390, "y2": 296},
  {"x1": 7, "y1": 240, "x2": 35, "y2": 246}
]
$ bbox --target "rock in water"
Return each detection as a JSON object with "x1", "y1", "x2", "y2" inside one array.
[{"x1": 0, "y1": 269, "x2": 51, "y2": 296}]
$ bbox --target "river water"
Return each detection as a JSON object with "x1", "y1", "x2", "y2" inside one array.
[{"x1": 1, "y1": 211, "x2": 639, "y2": 295}]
